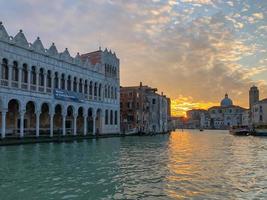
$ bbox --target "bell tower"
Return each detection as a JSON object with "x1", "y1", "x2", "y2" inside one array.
[{"x1": 249, "y1": 86, "x2": 259, "y2": 109}]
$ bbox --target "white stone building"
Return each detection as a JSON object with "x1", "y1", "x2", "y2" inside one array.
[
  {"x1": 241, "y1": 109, "x2": 250, "y2": 126},
  {"x1": 147, "y1": 91, "x2": 168, "y2": 133},
  {"x1": 0, "y1": 22, "x2": 120, "y2": 138},
  {"x1": 208, "y1": 94, "x2": 245, "y2": 129},
  {"x1": 200, "y1": 112, "x2": 210, "y2": 128},
  {"x1": 251, "y1": 99, "x2": 267, "y2": 126}
]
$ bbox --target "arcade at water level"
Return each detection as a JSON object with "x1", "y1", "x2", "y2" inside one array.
[{"x1": 0, "y1": 22, "x2": 120, "y2": 138}]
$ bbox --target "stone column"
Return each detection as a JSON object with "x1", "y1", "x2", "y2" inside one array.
[
  {"x1": 70, "y1": 77, "x2": 73, "y2": 91},
  {"x1": 19, "y1": 111, "x2": 25, "y2": 138},
  {"x1": 36, "y1": 71, "x2": 39, "y2": 92},
  {"x1": 92, "y1": 83, "x2": 94, "y2": 100},
  {"x1": 102, "y1": 86, "x2": 105, "y2": 101},
  {"x1": 62, "y1": 113, "x2": 66, "y2": 136},
  {"x1": 44, "y1": 72, "x2": 47, "y2": 93},
  {"x1": 8, "y1": 64, "x2": 12, "y2": 87},
  {"x1": 27, "y1": 69, "x2": 31, "y2": 90},
  {"x1": 92, "y1": 113, "x2": 96, "y2": 135},
  {"x1": 101, "y1": 112, "x2": 105, "y2": 134},
  {"x1": 81, "y1": 80, "x2": 85, "y2": 94},
  {"x1": 35, "y1": 111, "x2": 40, "y2": 137},
  {"x1": 57, "y1": 73, "x2": 61, "y2": 89},
  {"x1": 18, "y1": 65, "x2": 22, "y2": 89},
  {"x1": 83, "y1": 114, "x2": 87, "y2": 136},
  {"x1": 51, "y1": 73, "x2": 55, "y2": 93},
  {"x1": 64, "y1": 77, "x2": 67, "y2": 90},
  {"x1": 1, "y1": 109, "x2": 7, "y2": 139},
  {"x1": 73, "y1": 113, "x2": 77, "y2": 136},
  {"x1": 74, "y1": 79, "x2": 78, "y2": 92},
  {"x1": 96, "y1": 85, "x2": 99, "y2": 100},
  {"x1": 87, "y1": 82, "x2": 90, "y2": 99},
  {"x1": 49, "y1": 112, "x2": 54, "y2": 137}
]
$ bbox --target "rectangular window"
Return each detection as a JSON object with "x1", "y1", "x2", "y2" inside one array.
[
  {"x1": 115, "y1": 111, "x2": 118, "y2": 125},
  {"x1": 105, "y1": 110, "x2": 109, "y2": 125},
  {"x1": 110, "y1": 110, "x2": 113, "y2": 125}
]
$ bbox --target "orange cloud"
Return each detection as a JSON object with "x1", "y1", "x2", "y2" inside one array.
[{"x1": 171, "y1": 96, "x2": 218, "y2": 117}]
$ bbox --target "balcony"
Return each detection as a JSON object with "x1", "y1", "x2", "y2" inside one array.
[
  {"x1": 0, "y1": 79, "x2": 8, "y2": 86},
  {"x1": 0, "y1": 79, "x2": 105, "y2": 103},
  {"x1": 11, "y1": 81, "x2": 19, "y2": 88}
]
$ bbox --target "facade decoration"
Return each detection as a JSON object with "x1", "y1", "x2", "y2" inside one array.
[{"x1": 0, "y1": 22, "x2": 120, "y2": 138}]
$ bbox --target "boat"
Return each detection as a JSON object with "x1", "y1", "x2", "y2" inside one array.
[
  {"x1": 123, "y1": 128, "x2": 138, "y2": 135},
  {"x1": 229, "y1": 126, "x2": 249, "y2": 136},
  {"x1": 251, "y1": 125, "x2": 267, "y2": 136}
]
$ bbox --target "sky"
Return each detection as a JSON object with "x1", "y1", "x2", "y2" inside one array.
[{"x1": 0, "y1": 0, "x2": 266, "y2": 116}]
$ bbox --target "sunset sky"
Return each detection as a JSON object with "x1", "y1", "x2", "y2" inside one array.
[{"x1": 1, "y1": 0, "x2": 266, "y2": 116}]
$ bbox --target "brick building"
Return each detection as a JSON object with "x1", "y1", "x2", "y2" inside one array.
[{"x1": 120, "y1": 82, "x2": 170, "y2": 134}]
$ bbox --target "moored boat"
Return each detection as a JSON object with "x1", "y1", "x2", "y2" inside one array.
[
  {"x1": 229, "y1": 126, "x2": 249, "y2": 136},
  {"x1": 251, "y1": 125, "x2": 267, "y2": 136}
]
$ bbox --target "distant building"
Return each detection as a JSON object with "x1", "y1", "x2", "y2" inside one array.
[
  {"x1": 186, "y1": 109, "x2": 208, "y2": 128},
  {"x1": 249, "y1": 86, "x2": 259, "y2": 109},
  {"x1": 208, "y1": 94, "x2": 245, "y2": 129},
  {"x1": 200, "y1": 111, "x2": 210, "y2": 128},
  {"x1": 186, "y1": 94, "x2": 246, "y2": 129},
  {"x1": 251, "y1": 99, "x2": 267, "y2": 126},
  {"x1": 242, "y1": 109, "x2": 250, "y2": 126},
  {"x1": 170, "y1": 116, "x2": 186, "y2": 129},
  {"x1": 120, "y1": 82, "x2": 169, "y2": 134}
]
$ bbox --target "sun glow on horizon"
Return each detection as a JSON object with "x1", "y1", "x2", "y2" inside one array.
[{"x1": 171, "y1": 96, "x2": 218, "y2": 117}]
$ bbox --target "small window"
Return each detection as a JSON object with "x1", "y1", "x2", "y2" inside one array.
[
  {"x1": 115, "y1": 111, "x2": 118, "y2": 125},
  {"x1": 105, "y1": 110, "x2": 109, "y2": 125}
]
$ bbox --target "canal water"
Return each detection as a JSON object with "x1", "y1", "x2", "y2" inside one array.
[{"x1": 0, "y1": 130, "x2": 267, "y2": 199}]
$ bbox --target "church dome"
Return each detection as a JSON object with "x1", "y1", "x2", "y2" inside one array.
[{"x1": 220, "y1": 93, "x2": 233, "y2": 107}]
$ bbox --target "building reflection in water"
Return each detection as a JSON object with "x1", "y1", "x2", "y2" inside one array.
[{"x1": 165, "y1": 130, "x2": 267, "y2": 199}]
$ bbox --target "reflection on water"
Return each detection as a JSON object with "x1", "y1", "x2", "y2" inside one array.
[{"x1": 0, "y1": 130, "x2": 267, "y2": 199}]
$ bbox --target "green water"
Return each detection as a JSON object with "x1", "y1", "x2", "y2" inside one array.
[{"x1": 0, "y1": 130, "x2": 267, "y2": 199}]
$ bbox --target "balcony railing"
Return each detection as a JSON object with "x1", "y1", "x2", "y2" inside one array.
[
  {"x1": 46, "y1": 87, "x2": 52, "y2": 93},
  {"x1": 1, "y1": 79, "x2": 106, "y2": 103},
  {"x1": 0, "y1": 79, "x2": 8, "y2": 86},
  {"x1": 38, "y1": 86, "x2": 45, "y2": 92},
  {"x1": 21, "y1": 83, "x2": 28, "y2": 90},
  {"x1": 11, "y1": 81, "x2": 19, "y2": 88},
  {"x1": 30, "y1": 85, "x2": 36, "y2": 91}
]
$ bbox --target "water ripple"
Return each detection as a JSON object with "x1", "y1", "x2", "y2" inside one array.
[{"x1": 0, "y1": 131, "x2": 267, "y2": 199}]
